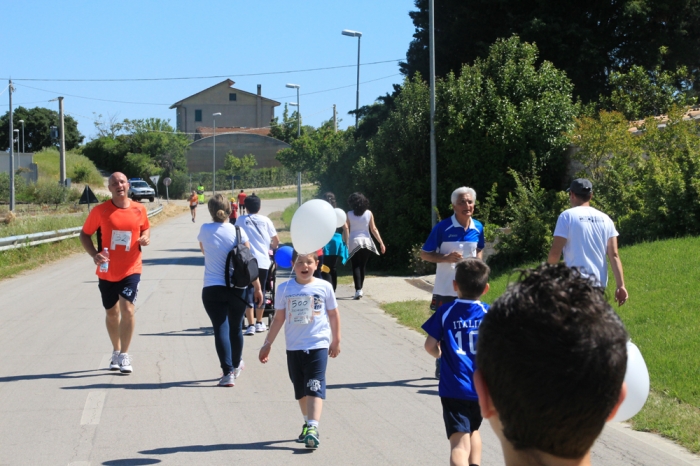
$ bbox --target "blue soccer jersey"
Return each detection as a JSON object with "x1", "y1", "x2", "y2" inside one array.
[
  {"x1": 422, "y1": 299, "x2": 489, "y2": 400},
  {"x1": 422, "y1": 215, "x2": 485, "y2": 297}
]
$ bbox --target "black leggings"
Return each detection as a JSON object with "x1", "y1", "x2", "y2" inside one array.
[
  {"x1": 201, "y1": 286, "x2": 247, "y2": 374},
  {"x1": 321, "y1": 255, "x2": 340, "y2": 291},
  {"x1": 350, "y1": 248, "x2": 373, "y2": 291}
]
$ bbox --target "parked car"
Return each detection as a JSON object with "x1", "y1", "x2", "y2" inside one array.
[{"x1": 128, "y1": 179, "x2": 156, "y2": 202}]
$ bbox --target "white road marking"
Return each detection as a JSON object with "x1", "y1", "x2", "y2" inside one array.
[{"x1": 80, "y1": 391, "x2": 106, "y2": 425}]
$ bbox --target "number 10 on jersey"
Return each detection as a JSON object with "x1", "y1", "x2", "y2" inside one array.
[{"x1": 454, "y1": 330, "x2": 478, "y2": 355}]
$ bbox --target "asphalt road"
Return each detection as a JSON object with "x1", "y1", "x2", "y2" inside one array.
[{"x1": 0, "y1": 198, "x2": 698, "y2": 465}]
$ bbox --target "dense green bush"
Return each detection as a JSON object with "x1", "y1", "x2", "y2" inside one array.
[
  {"x1": 571, "y1": 106, "x2": 700, "y2": 245},
  {"x1": 487, "y1": 170, "x2": 568, "y2": 272}
]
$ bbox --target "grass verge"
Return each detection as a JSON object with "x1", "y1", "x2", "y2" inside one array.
[
  {"x1": 33, "y1": 148, "x2": 103, "y2": 186},
  {"x1": 379, "y1": 236, "x2": 700, "y2": 454},
  {"x1": 254, "y1": 186, "x2": 317, "y2": 200},
  {"x1": 0, "y1": 203, "x2": 186, "y2": 282}
]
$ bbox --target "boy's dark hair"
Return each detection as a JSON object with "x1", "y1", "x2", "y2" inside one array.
[
  {"x1": 244, "y1": 194, "x2": 261, "y2": 213},
  {"x1": 454, "y1": 258, "x2": 490, "y2": 299},
  {"x1": 292, "y1": 249, "x2": 319, "y2": 263},
  {"x1": 323, "y1": 192, "x2": 337, "y2": 208},
  {"x1": 476, "y1": 263, "x2": 628, "y2": 459}
]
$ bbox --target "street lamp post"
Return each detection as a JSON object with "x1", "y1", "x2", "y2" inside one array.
[
  {"x1": 18, "y1": 120, "x2": 24, "y2": 153},
  {"x1": 286, "y1": 83, "x2": 302, "y2": 206},
  {"x1": 342, "y1": 29, "x2": 362, "y2": 128},
  {"x1": 13, "y1": 129, "x2": 19, "y2": 154},
  {"x1": 212, "y1": 112, "x2": 221, "y2": 195}
]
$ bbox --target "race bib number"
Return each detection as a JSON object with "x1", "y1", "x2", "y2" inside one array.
[
  {"x1": 287, "y1": 295, "x2": 314, "y2": 325},
  {"x1": 111, "y1": 230, "x2": 132, "y2": 251}
]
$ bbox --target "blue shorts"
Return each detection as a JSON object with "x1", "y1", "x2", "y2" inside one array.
[
  {"x1": 244, "y1": 268, "x2": 268, "y2": 308},
  {"x1": 98, "y1": 274, "x2": 141, "y2": 309},
  {"x1": 441, "y1": 397, "x2": 482, "y2": 439},
  {"x1": 286, "y1": 348, "x2": 328, "y2": 400}
]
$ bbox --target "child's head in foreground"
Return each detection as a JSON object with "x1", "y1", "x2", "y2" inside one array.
[
  {"x1": 291, "y1": 250, "x2": 319, "y2": 283},
  {"x1": 453, "y1": 258, "x2": 490, "y2": 300},
  {"x1": 475, "y1": 263, "x2": 628, "y2": 462}
]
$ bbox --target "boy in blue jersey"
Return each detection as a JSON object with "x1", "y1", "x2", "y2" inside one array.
[{"x1": 422, "y1": 258, "x2": 490, "y2": 466}]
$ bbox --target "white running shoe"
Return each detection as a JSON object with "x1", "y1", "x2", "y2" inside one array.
[
  {"x1": 233, "y1": 360, "x2": 245, "y2": 379},
  {"x1": 255, "y1": 322, "x2": 267, "y2": 333},
  {"x1": 244, "y1": 325, "x2": 256, "y2": 336},
  {"x1": 218, "y1": 372, "x2": 235, "y2": 387},
  {"x1": 109, "y1": 351, "x2": 120, "y2": 371},
  {"x1": 118, "y1": 353, "x2": 133, "y2": 374},
  {"x1": 354, "y1": 289, "x2": 363, "y2": 300}
]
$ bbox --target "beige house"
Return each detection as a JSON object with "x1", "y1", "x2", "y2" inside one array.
[{"x1": 170, "y1": 79, "x2": 280, "y2": 138}]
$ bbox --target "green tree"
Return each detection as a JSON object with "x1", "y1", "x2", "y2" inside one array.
[
  {"x1": 0, "y1": 106, "x2": 84, "y2": 152},
  {"x1": 602, "y1": 64, "x2": 697, "y2": 120},
  {"x1": 82, "y1": 117, "x2": 190, "y2": 197},
  {"x1": 223, "y1": 152, "x2": 257, "y2": 178},
  {"x1": 276, "y1": 120, "x2": 346, "y2": 175},
  {"x1": 401, "y1": 0, "x2": 700, "y2": 103},
  {"x1": 269, "y1": 104, "x2": 305, "y2": 144}
]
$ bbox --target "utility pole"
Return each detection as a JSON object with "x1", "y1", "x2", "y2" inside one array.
[
  {"x1": 333, "y1": 104, "x2": 337, "y2": 133},
  {"x1": 429, "y1": 0, "x2": 438, "y2": 227},
  {"x1": 58, "y1": 97, "x2": 66, "y2": 185},
  {"x1": 8, "y1": 80, "x2": 15, "y2": 212}
]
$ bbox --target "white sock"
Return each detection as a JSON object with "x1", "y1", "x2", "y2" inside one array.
[{"x1": 307, "y1": 420, "x2": 319, "y2": 428}]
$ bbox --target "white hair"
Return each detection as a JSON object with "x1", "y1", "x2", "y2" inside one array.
[{"x1": 451, "y1": 187, "x2": 477, "y2": 205}]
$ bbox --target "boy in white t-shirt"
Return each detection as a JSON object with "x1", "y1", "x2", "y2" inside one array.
[{"x1": 259, "y1": 250, "x2": 341, "y2": 450}]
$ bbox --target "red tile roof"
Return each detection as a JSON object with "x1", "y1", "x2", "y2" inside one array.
[{"x1": 196, "y1": 126, "x2": 271, "y2": 138}]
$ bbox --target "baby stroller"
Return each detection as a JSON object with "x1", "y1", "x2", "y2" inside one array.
[{"x1": 262, "y1": 250, "x2": 277, "y2": 326}]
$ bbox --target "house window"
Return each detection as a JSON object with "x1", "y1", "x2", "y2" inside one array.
[
  {"x1": 195, "y1": 109, "x2": 202, "y2": 122},
  {"x1": 229, "y1": 93, "x2": 237, "y2": 101}
]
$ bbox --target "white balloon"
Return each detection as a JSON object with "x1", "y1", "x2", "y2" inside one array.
[
  {"x1": 610, "y1": 341, "x2": 650, "y2": 422},
  {"x1": 334, "y1": 208, "x2": 347, "y2": 229},
  {"x1": 290, "y1": 199, "x2": 337, "y2": 254}
]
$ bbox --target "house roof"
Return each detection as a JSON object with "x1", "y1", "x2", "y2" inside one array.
[
  {"x1": 628, "y1": 107, "x2": 700, "y2": 133},
  {"x1": 196, "y1": 126, "x2": 272, "y2": 137},
  {"x1": 169, "y1": 79, "x2": 281, "y2": 109}
]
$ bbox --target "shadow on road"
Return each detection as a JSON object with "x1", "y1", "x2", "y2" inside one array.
[
  {"x1": 139, "y1": 439, "x2": 312, "y2": 455},
  {"x1": 142, "y1": 256, "x2": 204, "y2": 266},
  {"x1": 327, "y1": 377, "x2": 437, "y2": 391},
  {"x1": 61, "y1": 378, "x2": 219, "y2": 390},
  {"x1": 0, "y1": 369, "x2": 111, "y2": 383},
  {"x1": 103, "y1": 458, "x2": 161, "y2": 465},
  {"x1": 140, "y1": 327, "x2": 214, "y2": 337}
]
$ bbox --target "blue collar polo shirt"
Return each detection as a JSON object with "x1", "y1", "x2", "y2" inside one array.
[{"x1": 422, "y1": 215, "x2": 485, "y2": 297}]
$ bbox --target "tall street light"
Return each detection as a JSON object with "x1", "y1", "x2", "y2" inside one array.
[
  {"x1": 18, "y1": 119, "x2": 24, "y2": 153},
  {"x1": 286, "y1": 83, "x2": 302, "y2": 206},
  {"x1": 342, "y1": 29, "x2": 362, "y2": 128},
  {"x1": 212, "y1": 112, "x2": 221, "y2": 195}
]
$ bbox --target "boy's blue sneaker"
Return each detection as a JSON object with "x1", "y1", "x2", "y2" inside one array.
[
  {"x1": 296, "y1": 422, "x2": 308, "y2": 443},
  {"x1": 304, "y1": 426, "x2": 320, "y2": 449}
]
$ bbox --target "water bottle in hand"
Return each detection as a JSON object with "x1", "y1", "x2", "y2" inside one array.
[
  {"x1": 99, "y1": 248, "x2": 109, "y2": 273},
  {"x1": 451, "y1": 244, "x2": 464, "y2": 269}
]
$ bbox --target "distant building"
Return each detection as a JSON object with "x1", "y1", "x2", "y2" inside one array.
[
  {"x1": 170, "y1": 79, "x2": 280, "y2": 138},
  {"x1": 170, "y1": 79, "x2": 288, "y2": 170}
]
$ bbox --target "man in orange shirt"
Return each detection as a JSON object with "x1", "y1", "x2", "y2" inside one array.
[
  {"x1": 80, "y1": 172, "x2": 151, "y2": 374},
  {"x1": 188, "y1": 190, "x2": 199, "y2": 223}
]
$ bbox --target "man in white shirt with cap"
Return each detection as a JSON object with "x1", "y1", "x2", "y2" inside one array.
[{"x1": 548, "y1": 178, "x2": 628, "y2": 306}]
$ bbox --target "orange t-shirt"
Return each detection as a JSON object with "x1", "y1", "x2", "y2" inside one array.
[
  {"x1": 189, "y1": 193, "x2": 198, "y2": 206},
  {"x1": 82, "y1": 200, "x2": 150, "y2": 282}
]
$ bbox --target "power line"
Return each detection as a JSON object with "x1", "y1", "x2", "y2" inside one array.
[
  {"x1": 5, "y1": 59, "x2": 402, "y2": 82},
  {"x1": 14, "y1": 73, "x2": 403, "y2": 107}
]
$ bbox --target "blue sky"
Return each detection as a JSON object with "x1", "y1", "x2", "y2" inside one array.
[{"x1": 1, "y1": 1, "x2": 416, "y2": 141}]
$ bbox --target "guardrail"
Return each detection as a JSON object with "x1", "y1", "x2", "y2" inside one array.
[{"x1": 0, "y1": 205, "x2": 164, "y2": 252}]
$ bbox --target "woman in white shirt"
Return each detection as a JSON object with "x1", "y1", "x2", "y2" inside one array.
[
  {"x1": 198, "y1": 194, "x2": 263, "y2": 387},
  {"x1": 346, "y1": 192, "x2": 385, "y2": 299}
]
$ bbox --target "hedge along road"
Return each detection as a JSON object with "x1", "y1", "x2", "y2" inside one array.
[{"x1": 0, "y1": 198, "x2": 698, "y2": 465}]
